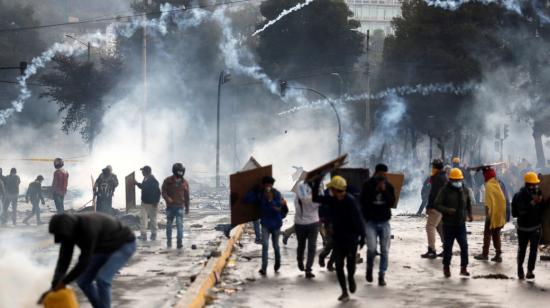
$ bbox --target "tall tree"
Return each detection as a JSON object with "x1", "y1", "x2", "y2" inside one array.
[
  {"x1": 40, "y1": 55, "x2": 122, "y2": 152},
  {"x1": 377, "y1": 0, "x2": 516, "y2": 161},
  {"x1": 256, "y1": 0, "x2": 364, "y2": 82}
]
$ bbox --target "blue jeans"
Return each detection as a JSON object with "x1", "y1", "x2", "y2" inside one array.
[
  {"x1": 366, "y1": 221, "x2": 391, "y2": 274},
  {"x1": 53, "y1": 193, "x2": 65, "y2": 214},
  {"x1": 77, "y1": 241, "x2": 136, "y2": 308},
  {"x1": 261, "y1": 226, "x2": 281, "y2": 271},
  {"x1": 166, "y1": 207, "x2": 184, "y2": 244},
  {"x1": 442, "y1": 224, "x2": 468, "y2": 267},
  {"x1": 252, "y1": 220, "x2": 261, "y2": 241}
]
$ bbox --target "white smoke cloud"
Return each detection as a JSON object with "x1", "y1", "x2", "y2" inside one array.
[{"x1": 252, "y1": 0, "x2": 315, "y2": 36}]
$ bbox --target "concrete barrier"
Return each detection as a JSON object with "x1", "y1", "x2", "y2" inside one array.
[{"x1": 175, "y1": 224, "x2": 245, "y2": 308}]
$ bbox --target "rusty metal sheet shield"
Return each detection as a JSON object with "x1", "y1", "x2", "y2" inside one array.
[
  {"x1": 386, "y1": 173, "x2": 405, "y2": 208},
  {"x1": 540, "y1": 175, "x2": 550, "y2": 244},
  {"x1": 125, "y1": 172, "x2": 136, "y2": 212},
  {"x1": 230, "y1": 165, "x2": 272, "y2": 226}
]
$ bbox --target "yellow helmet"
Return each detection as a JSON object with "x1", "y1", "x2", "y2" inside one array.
[
  {"x1": 327, "y1": 175, "x2": 347, "y2": 191},
  {"x1": 452, "y1": 157, "x2": 461, "y2": 164},
  {"x1": 449, "y1": 168, "x2": 464, "y2": 180},
  {"x1": 524, "y1": 172, "x2": 540, "y2": 184}
]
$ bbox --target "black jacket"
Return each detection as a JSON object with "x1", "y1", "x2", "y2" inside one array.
[
  {"x1": 434, "y1": 183, "x2": 473, "y2": 226},
  {"x1": 427, "y1": 171, "x2": 448, "y2": 209},
  {"x1": 512, "y1": 187, "x2": 546, "y2": 231},
  {"x1": 136, "y1": 175, "x2": 161, "y2": 204},
  {"x1": 360, "y1": 177, "x2": 395, "y2": 222},
  {"x1": 50, "y1": 213, "x2": 135, "y2": 287},
  {"x1": 312, "y1": 180, "x2": 366, "y2": 248},
  {"x1": 26, "y1": 181, "x2": 44, "y2": 204}
]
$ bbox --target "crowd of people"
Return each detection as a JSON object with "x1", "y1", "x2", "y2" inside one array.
[
  {"x1": 1, "y1": 155, "x2": 548, "y2": 306},
  {"x1": 243, "y1": 158, "x2": 548, "y2": 302}
]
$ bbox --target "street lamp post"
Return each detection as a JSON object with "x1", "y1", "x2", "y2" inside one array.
[
  {"x1": 65, "y1": 34, "x2": 91, "y2": 62},
  {"x1": 280, "y1": 81, "x2": 342, "y2": 156},
  {"x1": 216, "y1": 70, "x2": 231, "y2": 188}
]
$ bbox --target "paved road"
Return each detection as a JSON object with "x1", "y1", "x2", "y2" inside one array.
[{"x1": 210, "y1": 216, "x2": 550, "y2": 308}]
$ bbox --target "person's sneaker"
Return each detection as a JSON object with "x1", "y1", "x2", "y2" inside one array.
[
  {"x1": 491, "y1": 254, "x2": 502, "y2": 263},
  {"x1": 436, "y1": 252, "x2": 444, "y2": 258},
  {"x1": 327, "y1": 262, "x2": 335, "y2": 272},
  {"x1": 298, "y1": 262, "x2": 305, "y2": 272},
  {"x1": 460, "y1": 266, "x2": 470, "y2": 277},
  {"x1": 305, "y1": 271, "x2": 315, "y2": 279},
  {"x1": 282, "y1": 234, "x2": 289, "y2": 245},
  {"x1": 167, "y1": 241, "x2": 172, "y2": 248},
  {"x1": 474, "y1": 254, "x2": 489, "y2": 261},
  {"x1": 138, "y1": 235, "x2": 147, "y2": 241},
  {"x1": 23, "y1": 220, "x2": 29, "y2": 226},
  {"x1": 254, "y1": 239, "x2": 262, "y2": 245},
  {"x1": 150, "y1": 234, "x2": 157, "y2": 241},
  {"x1": 378, "y1": 273, "x2": 386, "y2": 286},
  {"x1": 444, "y1": 266, "x2": 451, "y2": 278},
  {"x1": 366, "y1": 268, "x2": 373, "y2": 283},
  {"x1": 421, "y1": 249, "x2": 437, "y2": 259},
  {"x1": 274, "y1": 261, "x2": 281, "y2": 273},
  {"x1": 526, "y1": 271, "x2": 535, "y2": 279},
  {"x1": 177, "y1": 241, "x2": 183, "y2": 249},
  {"x1": 518, "y1": 267, "x2": 525, "y2": 280},
  {"x1": 258, "y1": 269, "x2": 266, "y2": 276},
  {"x1": 349, "y1": 277, "x2": 357, "y2": 293},
  {"x1": 338, "y1": 293, "x2": 350, "y2": 302}
]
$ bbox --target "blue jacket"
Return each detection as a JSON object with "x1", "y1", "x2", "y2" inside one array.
[{"x1": 245, "y1": 188, "x2": 283, "y2": 232}]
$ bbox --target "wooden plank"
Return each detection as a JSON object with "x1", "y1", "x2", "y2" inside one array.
[
  {"x1": 540, "y1": 174, "x2": 550, "y2": 244},
  {"x1": 331, "y1": 168, "x2": 370, "y2": 198},
  {"x1": 304, "y1": 154, "x2": 348, "y2": 184},
  {"x1": 229, "y1": 165, "x2": 272, "y2": 226},
  {"x1": 125, "y1": 172, "x2": 136, "y2": 213},
  {"x1": 386, "y1": 173, "x2": 405, "y2": 208},
  {"x1": 467, "y1": 162, "x2": 506, "y2": 171}
]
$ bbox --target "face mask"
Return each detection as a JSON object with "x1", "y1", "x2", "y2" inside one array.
[
  {"x1": 176, "y1": 171, "x2": 184, "y2": 177},
  {"x1": 451, "y1": 181, "x2": 463, "y2": 188}
]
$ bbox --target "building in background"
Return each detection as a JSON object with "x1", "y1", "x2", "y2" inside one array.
[{"x1": 346, "y1": 0, "x2": 402, "y2": 35}]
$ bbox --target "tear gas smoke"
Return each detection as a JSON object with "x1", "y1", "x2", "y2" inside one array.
[
  {"x1": 423, "y1": 0, "x2": 521, "y2": 14},
  {"x1": 252, "y1": 0, "x2": 315, "y2": 36},
  {"x1": 278, "y1": 81, "x2": 479, "y2": 115}
]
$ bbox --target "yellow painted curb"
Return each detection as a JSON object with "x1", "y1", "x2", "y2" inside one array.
[{"x1": 175, "y1": 224, "x2": 245, "y2": 308}]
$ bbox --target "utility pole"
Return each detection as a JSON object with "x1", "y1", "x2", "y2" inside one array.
[
  {"x1": 365, "y1": 30, "x2": 371, "y2": 137},
  {"x1": 216, "y1": 70, "x2": 231, "y2": 188},
  {"x1": 141, "y1": 0, "x2": 148, "y2": 153}
]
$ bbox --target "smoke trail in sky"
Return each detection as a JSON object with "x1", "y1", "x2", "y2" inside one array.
[
  {"x1": 0, "y1": 4, "x2": 211, "y2": 126},
  {"x1": 278, "y1": 82, "x2": 480, "y2": 115},
  {"x1": 252, "y1": 0, "x2": 315, "y2": 36},
  {"x1": 423, "y1": 0, "x2": 521, "y2": 14}
]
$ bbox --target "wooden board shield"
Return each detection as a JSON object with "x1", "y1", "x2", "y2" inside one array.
[
  {"x1": 540, "y1": 175, "x2": 550, "y2": 244},
  {"x1": 125, "y1": 172, "x2": 136, "y2": 213},
  {"x1": 386, "y1": 173, "x2": 405, "y2": 208},
  {"x1": 304, "y1": 154, "x2": 348, "y2": 184},
  {"x1": 331, "y1": 168, "x2": 370, "y2": 198},
  {"x1": 230, "y1": 165, "x2": 272, "y2": 226}
]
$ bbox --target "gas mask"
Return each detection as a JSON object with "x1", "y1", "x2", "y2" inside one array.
[{"x1": 451, "y1": 181, "x2": 463, "y2": 189}]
